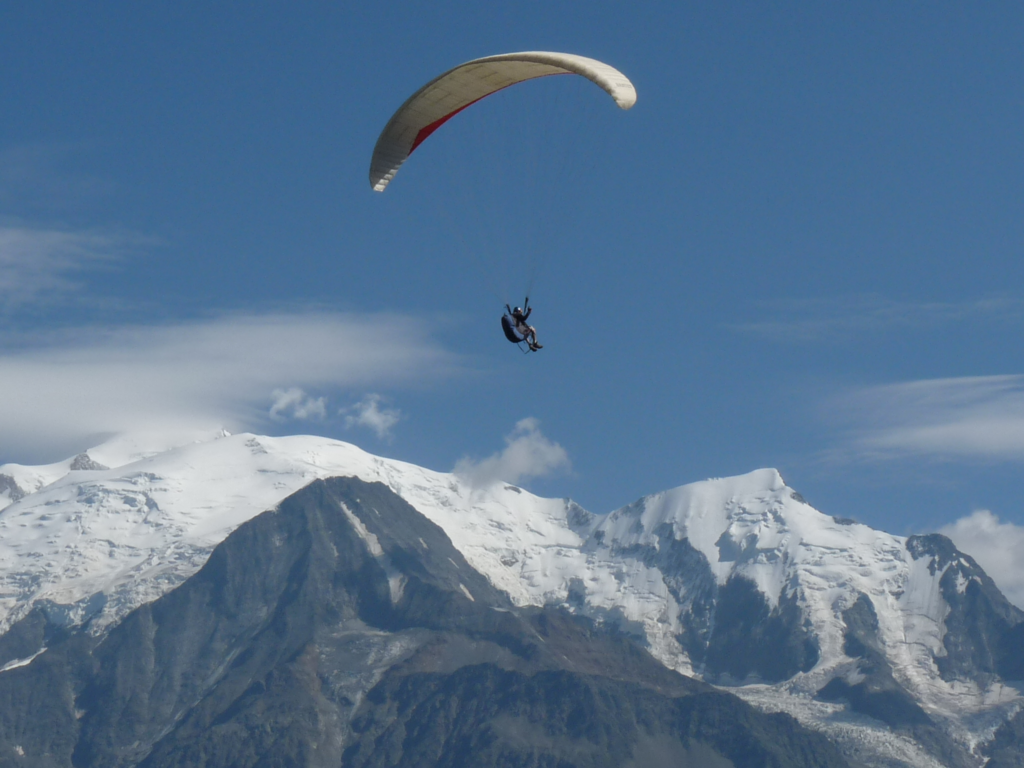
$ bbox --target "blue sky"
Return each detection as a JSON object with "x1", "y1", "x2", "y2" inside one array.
[{"x1": 3, "y1": 3, "x2": 1024, "y2": 555}]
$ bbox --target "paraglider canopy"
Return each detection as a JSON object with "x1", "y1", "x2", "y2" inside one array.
[{"x1": 370, "y1": 51, "x2": 637, "y2": 192}]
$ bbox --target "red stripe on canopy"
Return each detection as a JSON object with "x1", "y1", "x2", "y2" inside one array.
[
  {"x1": 408, "y1": 73, "x2": 568, "y2": 156},
  {"x1": 410, "y1": 97, "x2": 485, "y2": 155}
]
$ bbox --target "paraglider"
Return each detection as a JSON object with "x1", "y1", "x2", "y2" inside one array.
[
  {"x1": 502, "y1": 298, "x2": 542, "y2": 352},
  {"x1": 369, "y1": 51, "x2": 636, "y2": 353}
]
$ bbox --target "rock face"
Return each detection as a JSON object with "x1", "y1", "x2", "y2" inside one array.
[
  {"x1": 984, "y1": 708, "x2": 1024, "y2": 768},
  {"x1": 0, "y1": 474, "x2": 26, "y2": 505},
  {"x1": 0, "y1": 477, "x2": 849, "y2": 768},
  {"x1": 700, "y1": 575, "x2": 819, "y2": 684},
  {"x1": 68, "y1": 453, "x2": 108, "y2": 472},
  {"x1": 905, "y1": 534, "x2": 1024, "y2": 684}
]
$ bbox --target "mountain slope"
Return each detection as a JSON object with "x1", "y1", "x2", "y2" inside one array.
[
  {"x1": 0, "y1": 476, "x2": 848, "y2": 768},
  {"x1": 0, "y1": 433, "x2": 578, "y2": 636}
]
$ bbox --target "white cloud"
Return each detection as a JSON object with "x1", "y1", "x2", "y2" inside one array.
[
  {"x1": 835, "y1": 375, "x2": 1024, "y2": 460},
  {"x1": 735, "y1": 295, "x2": 1021, "y2": 343},
  {"x1": 0, "y1": 225, "x2": 124, "y2": 309},
  {"x1": 940, "y1": 510, "x2": 1024, "y2": 610},
  {"x1": 269, "y1": 388, "x2": 327, "y2": 422},
  {"x1": 454, "y1": 418, "x2": 570, "y2": 489},
  {"x1": 0, "y1": 311, "x2": 457, "y2": 462},
  {"x1": 342, "y1": 394, "x2": 401, "y2": 440}
]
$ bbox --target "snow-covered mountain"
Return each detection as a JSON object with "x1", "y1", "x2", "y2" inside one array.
[{"x1": 1, "y1": 432, "x2": 1021, "y2": 767}]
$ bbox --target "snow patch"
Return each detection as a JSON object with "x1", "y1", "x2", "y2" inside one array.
[
  {"x1": 0, "y1": 648, "x2": 45, "y2": 673},
  {"x1": 338, "y1": 501, "x2": 405, "y2": 603}
]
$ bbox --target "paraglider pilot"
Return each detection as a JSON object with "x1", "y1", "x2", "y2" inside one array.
[{"x1": 506, "y1": 299, "x2": 542, "y2": 351}]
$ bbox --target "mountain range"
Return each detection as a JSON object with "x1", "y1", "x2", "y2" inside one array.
[{"x1": 0, "y1": 432, "x2": 1021, "y2": 767}]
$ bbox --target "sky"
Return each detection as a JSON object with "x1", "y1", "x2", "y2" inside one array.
[{"x1": 2, "y1": 3, "x2": 1023, "y2": 594}]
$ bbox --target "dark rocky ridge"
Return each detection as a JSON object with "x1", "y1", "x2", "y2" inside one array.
[
  {"x1": 0, "y1": 474, "x2": 26, "y2": 504},
  {"x1": 702, "y1": 575, "x2": 819, "y2": 684},
  {"x1": 68, "y1": 453, "x2": 108, "y2": 471},
  {"x1": 0, "y1": 477, "x2": 849, "y2": 768},
  {"x1": 905, "y1": 534, "x2": 1024, "y2": 684}
]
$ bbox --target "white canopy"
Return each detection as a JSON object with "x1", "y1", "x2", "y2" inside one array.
[{"x1": 369, "y1": 51, "x2": 637, "y2": 192}]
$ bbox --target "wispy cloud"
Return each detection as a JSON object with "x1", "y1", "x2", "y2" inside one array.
[
  {"x1": 269, "y1": 387, "x2": 327, "y2": 421},
  {"x1": 940, "y1": 510, "x2": 1024, "y2": 610},
  {"x1": 0, "y1": 312, "x2": 458, "y2": 462},
  {"x1": 833, "y1": 375, "x2": 1024, "y2": 461},
  {"x1": 454, "y1": 418, "x2": 570, "y2": 489},
  {"x1": 0, "y1": 225, "x2": 129, "y2": 310},
  {"x1": 342, "y1": 394, "x2": 401, "y2": 440},
  {"x1": 0, "y1": 143, "x2": 134, "y2": 312},
  {"x1": 734, "y1": 295, "x2": 1022, "y2": 343}
]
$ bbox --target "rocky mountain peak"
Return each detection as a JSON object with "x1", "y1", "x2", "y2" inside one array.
[{"x1": 68, "y1": 452, "x2": 109, "y2": 471}]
